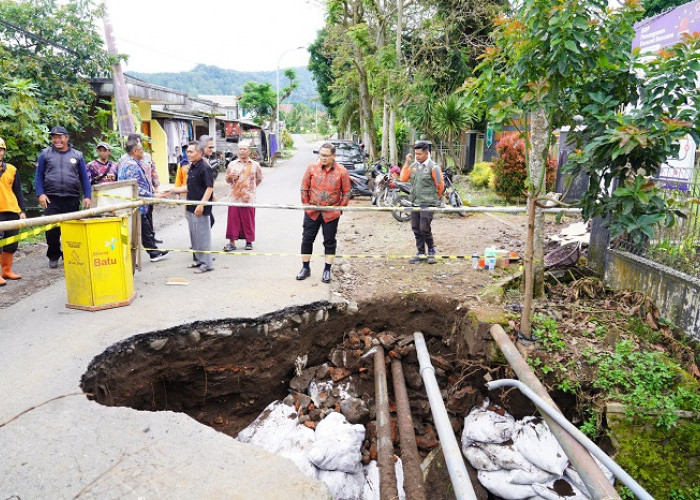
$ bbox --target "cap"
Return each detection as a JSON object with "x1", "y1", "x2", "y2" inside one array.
[
  {"x1": 0, "y1": 137, "x2": 5, "y2": 149},
  {"x1": 49, "y1": 126, "x2": 69, "y2": 136},
  {"x1": 96, "y1": 141, "x2": 112, "y2": 150}
]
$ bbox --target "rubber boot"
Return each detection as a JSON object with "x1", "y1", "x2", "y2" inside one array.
[{"x1": 1, "y1": 251, "x2": 21, "y2": 280}]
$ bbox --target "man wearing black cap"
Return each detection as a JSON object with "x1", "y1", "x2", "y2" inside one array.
[
  {"x1": 86, "y1": 142, "x2": 118, "y2": 184},
  {"x1": 35, "y1": 126, "x2": 92, "y2": 268}
]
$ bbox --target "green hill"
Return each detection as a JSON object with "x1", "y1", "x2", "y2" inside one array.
[{"x1": 129, "y1": 64, "x2": 318, "y2": 106}]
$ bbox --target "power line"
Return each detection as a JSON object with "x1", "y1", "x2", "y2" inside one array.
[{"x1": 0, "y1": 19, "x2": 82, "y2": 58}]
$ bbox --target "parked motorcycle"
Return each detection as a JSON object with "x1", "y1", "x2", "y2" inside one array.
[
  {"x1": 442, "y1": 167, "x2": 466, "y2": 216},
  {"x1": 390, "y1": 181, "x2": 413, "y2": 222},
  {"x1": 390, "y1": 167, "x2": 466, "y2": 222},
  {"x1": 348, "y1": 162, "x2": 381, "y2": 199}
]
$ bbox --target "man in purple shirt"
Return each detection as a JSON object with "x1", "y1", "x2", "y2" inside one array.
[{"x1": 86, "y1": 142, "x2": 118, "y2": 184}]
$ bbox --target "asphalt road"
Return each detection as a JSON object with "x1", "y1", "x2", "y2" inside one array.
[{"x1": 0, "y1": 136, "x2": 333, "y2": 499}]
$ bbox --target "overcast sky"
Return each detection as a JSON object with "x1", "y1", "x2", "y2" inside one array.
[{"x1": 104, "y1": 0, "x2": 326, "y2": 74}]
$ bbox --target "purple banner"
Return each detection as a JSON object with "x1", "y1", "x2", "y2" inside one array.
[{"x1": 633, "y1": 0, "x2": 700, "y2": 53}]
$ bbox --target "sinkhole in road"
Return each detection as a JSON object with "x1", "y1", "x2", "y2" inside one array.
[{"x1": 80, "y1": 295, "x2": 544, "y2": 498}]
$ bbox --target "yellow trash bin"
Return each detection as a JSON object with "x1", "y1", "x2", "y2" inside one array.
[{"x1": 61, "y1": 216, "x2": 136, "y2": 311}]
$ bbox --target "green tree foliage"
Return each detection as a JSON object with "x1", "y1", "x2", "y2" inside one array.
[
  {"x1": 432, "y1": 94, "x2": 475, "y2": 171},
  {"x1": 238, "y1": 81, "x2": 276, "y2": 126},
  {"x1": 642, "y1": 0, "x2": 689, "y2": 18},
  {"x1": 0, "y1": 0, "x2": 111, "y2": 188},
  {"x1": 567, "y1": 33, "x2": 700, "y2": 247},
  {"x1": 239, "y1": 69, "x2": 298, "y2": 128},
  {"x1": 307, "y1": 28, "x2": 337, "y2": 119}
]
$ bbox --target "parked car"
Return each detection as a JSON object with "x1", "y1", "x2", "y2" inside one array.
[{"x1": 314, "y1": 140, "x2": 367, "y2": 173}]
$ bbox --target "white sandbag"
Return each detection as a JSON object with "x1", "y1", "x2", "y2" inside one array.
[
  {"x1": 462, "y1": 399, "x2": 516, "y2": 446},
  {"x1": 532, "y1": 478, "x2": 589, "y2": 500},
  {"x1": 462, "y1": 444, "x2": 499, "y2": 471},
  {"x1": 362, "y1": 459, "x2": 407, "y2": 500},
  {"x1": 478, "y1": 470, "x2": 536, "y2": 500},
  {"x1": 276, "y1": 423, "x2": 318, "y2": 479},
  {"x1": 477, "y1": 442, "x2": 540, "y2": 472},
  {"x1": 564, "y1": 454, "x2": 615, "y2": 493},
  {"x1": 309, "y1": 411, "x2": 365, "y2": 474},
  {"x1": 317, "y1": 469, "x2": 365, "y2": 500},
  {"x1": 236, "y1": 400, "x2": 298, "y2": 453},
  {"x1": 508, "y1": 468, "x2": 558, "y2": 486},
  {"x1": 513, "y1": 417, "x2": 568, "y2": 475}
]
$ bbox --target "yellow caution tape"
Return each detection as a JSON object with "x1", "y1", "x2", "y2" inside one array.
[
  {"x1": 144, "y1": 247, "x2": 474, "y2": 260},
  {"x1": 0, "y1": 223, "x2": 59, "y2": 247}
]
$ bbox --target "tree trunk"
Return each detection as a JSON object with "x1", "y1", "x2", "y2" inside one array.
[
  {"x1": 382, "y1": 95, "x2": 389, "y2": 161},
  {"x1": 354, "y1": 53, "x2": 378, "y2": 160},
  {"x1": 528, "y1": 106, "x2": 549, "y2": 298},
  {"x1": 389, "y1": 108, "x2": 398, "y2": 165},
  {"x1": 521, "y1": 195, "x2": 537, "y2": 337}
]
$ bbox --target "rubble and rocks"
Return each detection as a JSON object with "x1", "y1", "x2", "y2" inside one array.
[{"x1": 236, "y1": 326, "x2": 487, "y2": 499}]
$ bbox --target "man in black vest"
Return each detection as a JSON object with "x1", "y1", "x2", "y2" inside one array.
[{"x1": 35, "y1": 126, "x2": 92, "y2": 268}]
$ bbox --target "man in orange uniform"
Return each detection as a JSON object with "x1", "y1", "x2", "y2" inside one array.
[
  {"x1": 297, "y1": 142, "x2": 351, "y2": 283},
  {"x1": 0, "y1": 137, "x2": 26, "y2": 285}
]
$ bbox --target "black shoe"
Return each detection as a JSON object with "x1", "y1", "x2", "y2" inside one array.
[
  {"x1": 149, "y1": 250, "x2": 169, "y2": 262},
  {"x1": 153, "y1": 237, "x2": 163, "y2": 244},
  {"x1": 409, "y1": 253, "x2": 426, "y2": 264},
  {"x1": 296, "y1": 267, "x2": 311, "y2": 280},
  {"x1": 321, "y1": 269, "x2": 331, "y2": 283}
]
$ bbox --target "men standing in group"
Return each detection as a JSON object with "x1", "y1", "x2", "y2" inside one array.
[
  {"x1": 171, "y1": 141, "x2": 214, "y2": 273},
  {"x1": 296, "y1": 142, "x2": 350, "y2": 284},
  {"x1": 35, "y1": 126, "x2": 92, "y2": 268},
  {"x1": 117, "y1": 137, "x2": 169, "y2": 262},
  {"x1": 400, "y1": 141, "x2": 444, "y2": 264},
  {"x1": 223, "y1": 141, "x2": 263, "y2": 251},
  {"x1": 0, "y1": 137, "x2": 26, "y2": 284},
  {"x1": 86, "y1": 142, "x2": 118, "y2": 185}
]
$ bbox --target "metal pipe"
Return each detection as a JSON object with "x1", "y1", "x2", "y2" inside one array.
[
  {"x1": 487, "y1": 379, "x2": 653, "y2": 500},
  {"x1": 414, "y1": 332, "x2": 477, "y2": 500},
  {"x1": 374, "y1": 348, "x2": 399, "y2": 500},
  {"x1": 103, "y1": 194, "x2": 582, "y2": 215},
  {"x1": 390, "y1": 358, "x2": 427, "y2": 500},
  {"x1": 489, "y1": 324, "x2": 620, "y2": 499},
  {"x1": 0, "y1": 201, "x2": 143, "y2": 232}
]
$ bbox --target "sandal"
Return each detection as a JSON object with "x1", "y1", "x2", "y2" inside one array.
[
  {"x1": 188, "y1": 262, "x2": 201, "y2": 269},
  {"x1": 194, "y1": 267, "x2": 213, "y2": 274},
  {"x1": 223, "y1": 243, "x2": 236, "y2": 252},
  {"x1": 245, "y1": 242, "x2": 253, "y2": 250}
]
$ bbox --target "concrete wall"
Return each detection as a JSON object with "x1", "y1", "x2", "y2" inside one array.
[{"x1": 604, "y1": 249, "x2": 700, "y2": 340}]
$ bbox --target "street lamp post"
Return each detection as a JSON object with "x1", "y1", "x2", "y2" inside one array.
[{"x1": 276, "y1": 46, "x2": 305, "y2": 134}]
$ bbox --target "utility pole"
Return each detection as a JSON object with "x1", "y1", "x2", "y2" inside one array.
[{"x1": 102, "y1": 4, "x2": 135, "y2": 137}]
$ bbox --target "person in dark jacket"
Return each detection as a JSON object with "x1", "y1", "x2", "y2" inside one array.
[{"x1": 34, "y1": 126, "x2": 92, "y2": 268}]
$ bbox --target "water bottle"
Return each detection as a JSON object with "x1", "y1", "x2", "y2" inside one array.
[{"x1": 472, "y1": 252, "x2": 479, "y2": 269}]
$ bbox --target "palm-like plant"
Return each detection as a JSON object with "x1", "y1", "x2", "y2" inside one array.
[{"x1": 432, "y1": 93, "x2": 474, "y2": 172}]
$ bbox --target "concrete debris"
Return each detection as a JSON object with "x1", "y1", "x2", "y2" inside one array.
[
  {"x1": 340, "y1": 397, "x2": 370, "y2": 425},
  {"x1": 290, "y1": 367, "x2": 316, "y2": 393},
  {"x1": 549, "y1": 221, "x2": 590, "y2": 246}
]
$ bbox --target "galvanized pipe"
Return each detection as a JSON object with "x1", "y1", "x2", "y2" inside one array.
[
  {"x1": 374, "y1": 347, "x2": 399, "y2": 500},
  {"x1": 414, "y1": 332, "x2": 478, "y2": 500},
  {"x1": 489, "y1": 324, "x2": 620, "y2": 499},
  {"x1": 488, "y1": 379, "x2": 653, "y2": 500},
  {"x1": 0, "y1": 201, "x2": 143, "y2": 232},
  {"x1": 390, "y1": 358, "x2": 427, "y2": 500}
]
